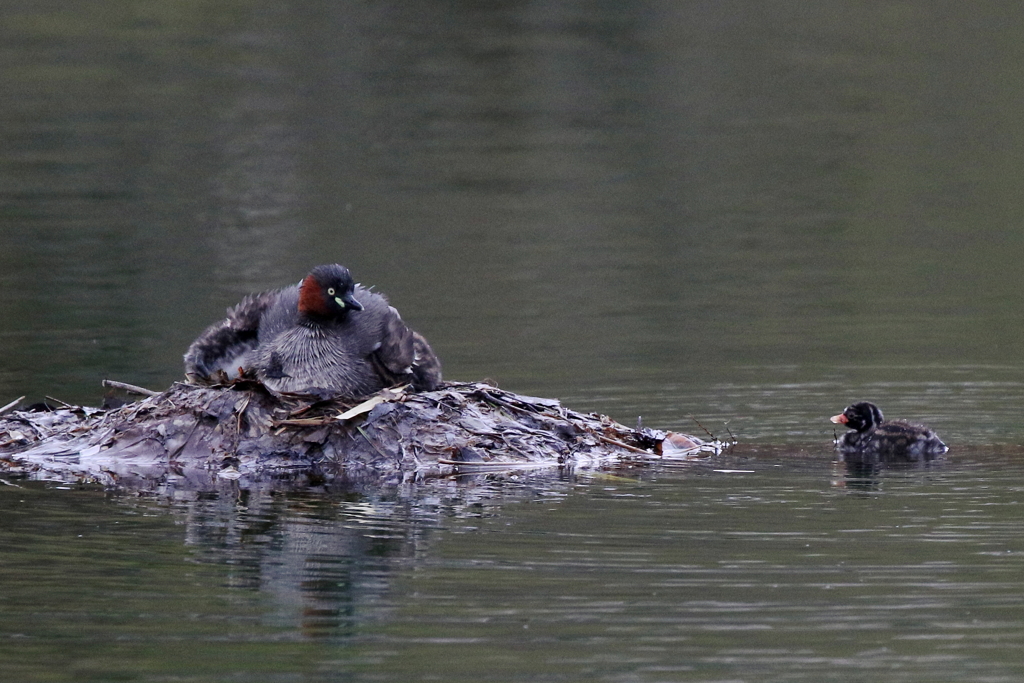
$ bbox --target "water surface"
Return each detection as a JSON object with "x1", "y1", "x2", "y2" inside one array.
[
  {"x1": 3, "y1": 1, "x2": 1024, "y2": 681},
  {"x1": 4, "y1": 448, "x2": 1024, "y2": 682}
]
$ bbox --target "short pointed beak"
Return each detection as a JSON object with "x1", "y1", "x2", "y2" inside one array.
[
  {"x1": 338, "y1": 293, "x2": 363, "y2": 311},
  {"x1": 830, "y1": 413, "x2": 848, "y2": 425}
]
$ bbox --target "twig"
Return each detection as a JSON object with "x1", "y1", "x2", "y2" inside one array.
[
  {"x1": 101, "y1": 380, "x2": 160, "y2": 397},
  {"x1": 287, "y1": 402, "x2": 333, "y2": 419},
  {"x1": 0, "y1": 396, "x2": 25, "y2": 416},
  {"x1": 168, "y1": 418, "x2": 202, "y2": 462},
  {"x1": 436, "y1": 459, "x2": 553, "y2": 471},
  {"x1": 598, "y1": 434, "x2": 651, "y2": 455},
  {"x1": 44, "y1": 396, "x2": 75, "y2": 410},
  {"x1": 474, "y1": 389, "x2": 541, "y2": 418},
  {"x1": 356, "y1": 425, "x2": 390, "y2": 460},
  {"x1": 497, "y1": 434, "x2": 538, "y2": 460},
  {"x1": 687, "y1": 415, "x2": 717, "y2": 440},
  {"x1": 474, "y1": 390, "x2": 569, "y2": 432},
  {"x1": 235, "y1": 394, "x2": 251, "y2": 435},
  {"x1": 273, "y1": 416, "x2": 334, "y2": 427}
]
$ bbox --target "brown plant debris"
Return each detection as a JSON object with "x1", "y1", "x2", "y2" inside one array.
[{"x1": 0, "y1": 380, "x2": 723, "y2": 492}]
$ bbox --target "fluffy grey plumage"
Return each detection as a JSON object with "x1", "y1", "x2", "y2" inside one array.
[
  {"x1": 830, "y1": 401, "x2": 947, "y2": 460},
  {"x1": 184, "y1": 265, "x2": 442, "y2": 397}
]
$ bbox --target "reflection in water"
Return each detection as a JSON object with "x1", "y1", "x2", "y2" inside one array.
[
  {"x1": 833, "y1": 452, "x2": 946, "y2": 493},
  {"x1": 170, "y1": 473, "x2": 578, "y2": 641},
  {"x1": 185, "y1": 491, "x2": 413, "y2": 639},
  {"x1": 4, "y1": 448, "x2": 1024, "y2": 681}
]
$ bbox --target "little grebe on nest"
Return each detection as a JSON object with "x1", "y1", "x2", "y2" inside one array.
[{"x1": 184, "y1": 264, "x2": 442, "y2": 398}]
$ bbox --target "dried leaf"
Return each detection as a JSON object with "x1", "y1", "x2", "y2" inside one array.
[{"x1": 334, "y1": 395, "x2": 386, "y2": 422}]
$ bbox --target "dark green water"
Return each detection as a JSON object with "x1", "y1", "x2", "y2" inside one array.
[
  {"x1": 3, "y1": 1, "x2": 1024, "y2": 680},
  {"x1": 4, "y1": 448, "x2": 1024, "y2": 682}
]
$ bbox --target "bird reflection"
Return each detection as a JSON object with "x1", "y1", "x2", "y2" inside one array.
[
  {"x1": 173, "y1": 473, "x2": 576, "y2": 641},
  {"x1": 833, "y1": 449, "x2": 945, "y2": 492}
]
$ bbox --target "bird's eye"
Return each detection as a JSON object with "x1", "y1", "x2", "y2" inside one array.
[{"x1": 327, "y1": 288, "x2": 336, "y2": 296}]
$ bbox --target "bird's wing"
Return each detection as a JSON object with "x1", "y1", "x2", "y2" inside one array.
[{"x1": 183, "y1": 290, "x2": 278, "y2": 379}]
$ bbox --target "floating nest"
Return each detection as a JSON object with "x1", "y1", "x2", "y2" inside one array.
[{"x1": 0, "y1": 380, "x2": 724, "y2": 492}]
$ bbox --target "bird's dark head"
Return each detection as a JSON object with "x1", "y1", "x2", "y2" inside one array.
[
  {"x1": 298, "y1": 264, "x2": 364, "y2": 320},
  {"x1": 830, "y1": 401, "x2": 884, "y2": 432}
]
